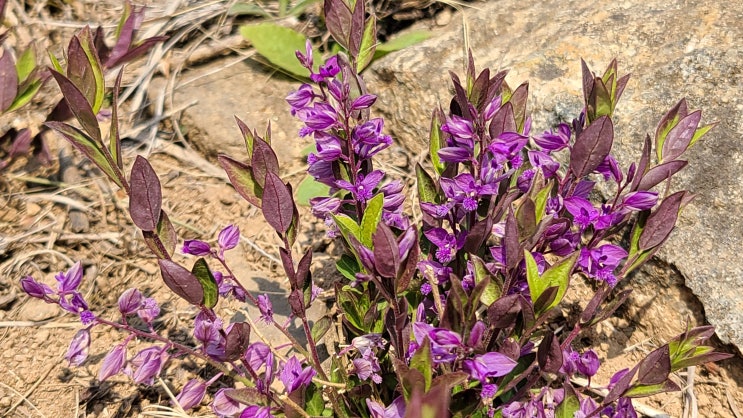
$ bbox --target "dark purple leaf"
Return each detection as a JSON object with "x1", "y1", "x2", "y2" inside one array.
[
  {"x1": 109, "y1": 2, "x2": 143, "y2": 64},
  {"x1": 158, "y1": 259, "x2": 203, "y2": 305},
  {"x1": 673, "y1": 352, "x2": 733, "y2": 370},
  {"x1": 251, "y1": 138, "x2": 279, "y2": 188},
  {"x1": 636, "y1": 345, "x2": 670, "y2": 385},
  {"x1": 262, "y1": 172, "x2": 294, "y2": 234},
  {"x1": 450, "y1": 71, "x2": 471, "y2": 119},
  {"x1": 655, "y1": 99, "x2": 687, "y2": 147},
  {"x1": 581, "y1": 59, "x2": 594, "y2": 110},
  {"x1": 488, "y1": 102, "x2": 517, "y2": 139},
  {"x1": 487, "y1": 294, "x2": 521, "y2": 329},
  {"x1": 0, "y1": 48, "x2": 18, "y2": 112},
  {"x1": 463, "y1": 216, "x2": 493, "y2": 253},
  {"x1": 129, "y1": 156, "x2": 162, "y2": 232},
  {"x1": 373, "y1": 223, "x2": 400, "y2": 279},
  {"x1": 49, "y1": 70, "x2": 101, "y2": 143},
  {"x1": 347, "y1": 0, "x2": 364, "y2": 57},
  {"x1": 509, "y1": 82, "x2": 528, "y2": 131},
  {"x1": 636, "y1": 160, "x2": 687, "y2": 191},
  {"x1": 397, "y1": 228, "x2": 419, "y2": 294},
  {"x1": 93, "y1": 26, "x2": 111, "y2": 63},
  {"x1": 280, "y1": 247, "x2": 296, "y2": 284},
  {"x1": 294, "y1": 248, "x2": 312, "y2": 290},
  {"x1": 504, "y1": 209, "x2": 520, "y2": 271},
  {"x1": 218, "y1": 154, "x2": 262, "y2": 208},
  {"x1": 109, "y1": 69, "x2": 123, "y2": 169},
  {"x1": 569, "y1": 115, "x2": 614, "y2": 178},
  {"x1": 224, "y1": 322, "x2": 251, "y2": 361},
  {"x1": 224, "y1": 387, "x2": 264, "y2": 405},
  {"x1": 537, "y1": 331, "x2": 563, "y2": 373},
  {"x1": 639, "y1": 191, "x2": 686, "y2": 250},
  {"x1": 7, "y1": 129, "x2": 31, "y2": 158},
  {"x1": 516, "y1": 198, "x2": 536, "y2": 240},
  {"x1": 533, "y1": 285, "x2": 559, "y2": 315},
  {"x1": 323, "y1": 0, "x2": 352, "y2": 49},
  {"x1": 615, "y1": 74, "x2": 630, "y2": 103},
  {"x1": 234, "y1": 116, "x2": 254, "y2": 158},
  {"x1": 105, "y1": 37, "x2": 168, "y2": 69},
  {"x1": 66, "y1": 35, "x2": 97, "y2": 108},
  {"x1": 630, "y1": 134, "x2": 651, "y2": 191},
  {"x1": 288, "y1": 288, "x2": 305, "y2": 318},
  {"x1": 661, "y1": 110, "x2": 701, "y2": 161}
]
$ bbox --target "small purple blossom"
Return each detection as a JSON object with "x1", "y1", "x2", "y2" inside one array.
[
  {"x1": 56, "y1": 261, "x2": 83, "y2": 293},
  {"x1": 99, "y1": 342, "x2": 128, "y2": 381},
  {"x1": 412, "y1": 322, "x2": 462, "y2": 364},
  {"x1": 279, "y1": 356, "x2": 316, "y2": 393},
  {"x1": 182, "y1": 239, "x2": 212, "y2": 256},
  {"x1": 118, "y1": 288, "x2": 143, "y2": 315},
  {"x1": 175, "y1": 378, "x2": 207, "y2": 411},
  {"x1": 65, "y1": 328, "x2": 90, "y2": 366},
  {"x1": 218, "y1": 224, "x2": 240, "y2": 251},
  {"x1": 577, "y1": 349, "x2": 600, "y2": 377},
  {"x1": 286, "y1": 84, "x2": 315, "y2": 114},
  {"x1": 463, "y1": 351, "x2": 518, "y2": 382},
  {"x1": 564, "y1": 196, "x2": 599, "y2": 230},
  {"x1": 125, "y1": 346, "x2": 167, "y2": 385},
  {"x1": 20, "y1": 276, "x2": 54, "y2": 299},
  {"x1": 137, "y1": 297, "x2": 160, "y2": 324},
  {"x1": 620, "y1": 191, "x2": 658, "y2": 211},
  {"x1": 257, "y1": 294, "x2": 273, "y2": 324},
  {"x1": 335, "y1": 170, "x2": 384, "y2": 203},
  {"x1": 366, "y1": 396, "x2": 405, "y2": 418},
  {"x1": 533, "y1": 123, "x2": 570, "y2": 151},
  {"x1": 424, "y1": 228, "x2": 465, "y2": 264}
]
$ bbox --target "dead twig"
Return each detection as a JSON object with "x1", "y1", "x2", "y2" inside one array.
[
  {"x1": 682, "y1": 366, "x2": 698, "y2": 418},
  {"x1": 728, "y1": 386, "x2": 742, "y2": 418}
]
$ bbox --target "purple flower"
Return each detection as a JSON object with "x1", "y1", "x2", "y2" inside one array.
[
  {"x1": 528, "y1": 150, "x2": 560, "y2": 178},
  {"x1": 310, "y1": 196, "x2": 341, "y2": 219},
  {"x1": 608, "y1": 368, "x2": 631, "y2": 390},
  {"x1": 313, "y1": 131, "x2": 343, "y2": 161},
  {"x1": 240, "y1": 406, "x2": 273, "y2": 418},
  {"x1": 279, "y1": 356, "x2": 316, "y2": 393},
  {"x1": 559, "y1": 349, "x2": 580, "y2": 376},
  {"x1": 137, "y1": 297, "x2": 160, "y2": 324},
  {"x1": 351, "y1": 94, "x2": 377, "y2": 111},
  {"x1": 125, "y1": 346, "x2": 166, "y2": 385},
  {"x1": 296, "y1": 103, "x2": 339, "y2": 134},
  {"x1": 533, "y1": 123, "x2": 570, "y2": 151},
  {"x1": 118, "y1": 288, "x2": 143, "y2": 315},
  {"x1": 578, "y1": 244, "x2": 628, "y2": 287},
  {"x1": 467, "y1": 321, "x2": 487, "y2": 348},
  {"x1": 65, "y1": 328, "x2": 90, "y2": 366},
  {"x1": 286, "y1": 84, "x2": 315, "y2": 114},
  {"x1": 295, "y1": 40, "x2": 313, "y2": 70},
  {"x1": 440, "y1": 173, "x2": 496, "y2": 212},
  {"x1": 463, "y1": 352, "x2": 518, "y2": 382},
  {"x1": 175, "y1": 379, "x2": 207, "y2": 411},
  {"x1": 194, "y1": 312, "x2": 223, "y2": 346},
  {"x1": 574, "y1": 396, "x2": 599, "y2": 418},
  {"x1": 596, "y1": 154, "x2": 623, "y2": 183},
  {"x1": 310, "y1": 55, "x2": 340, "y2": 82},
  {"x1": 99, "y1": 342, "x2": 127, "y2": 381},
  {"x1": 424, "y1": 228, "x2": 465, "y2": 264},
  {"x1": 352, "y1": 352, "x2": 382, "y2": 384},
  {"x1": 218, "y1": 224, "x2": 240, "y2": 251},
  {"x1": 336, "y1": 170, "x2": 384, "y2": 204},
  {"x1": 577, "y1": 350, "x2": 600, "y2": 377},
  {"x1": 438, "y1": 146, "x2": 473, "y2": 163},
  {"x1": 564, "y1": 196, "x2": 599, "y2": 230},
  {"x1": 366, "y1": 396, "x2": 405, "y2": 418},
  {"x1": 183, "y1": 239, "x2": 212, "y2": 256},
  {"x1": 20, "y1": 276, "x2": 54, "y2": 299},
  {"x1": 56, "y1": 261, "x2": 83, "y2": 293},
  {"x1": 488, "y1": 132, "x2": 528, "y2": 164},
  {"x1": 605, "y1": 398, "x2": 638, "y2": 418},
  {"x1": 257, "y1": 294, "x2": 273, "y2": 324},
  {"x1": 213, "y1": 388, "x2": 242, "y2": 417},
  {"x1": 620, "y1": 191, "x2": 658, "y2": 211},
  {"x1": 58, "y1": 291, "x2": 89, "y2": 315},
  {"x1": 412, "y1": 322, "x2": 462, "y2": 364}
]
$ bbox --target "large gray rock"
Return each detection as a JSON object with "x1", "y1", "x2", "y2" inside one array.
[{"x1": 365, "y1": 1, "x2": 743, "y2": 350}]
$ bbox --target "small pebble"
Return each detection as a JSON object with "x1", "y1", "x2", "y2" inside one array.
[{"x1": 0, "y1": 397, "x2": 11, "y2": 408}]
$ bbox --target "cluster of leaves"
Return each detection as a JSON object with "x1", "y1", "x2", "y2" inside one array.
[
  {"x1": 0, "y1": 0, "x2": 164, "y2": 172},
  {"x1": 18, "y1": 0, "x2": 731, "y2": 417}
]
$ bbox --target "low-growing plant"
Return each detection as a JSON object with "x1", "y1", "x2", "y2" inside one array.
[{"x1": 20, "y1": 0, "x2": 730, "y2": 417}]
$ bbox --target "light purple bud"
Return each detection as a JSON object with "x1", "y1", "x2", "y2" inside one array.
[
  {"x1": 218, "y1": 224, "x2": 240, "y2": 251},
  {"x1": 137, "y1": 297, "x2": 160, "y2": 323},
  {"x1": 20, "y1": 276, "x2": 54, "y2": 298},
  {"x1": 175, "y1": 379, "x2": 207, "y2": 410},
  {"x1": 366, "y1": 396, "x2": 406, "y2": 418},
  {"x1": 463, "y1": 352, "x2": 518, "y2": 382},
  {"x1": 128, "y1": 346, "x2": 166, "y2": 385},
  {"x1": 244, "y1": 342, "x2": 270, "y2": 371},
  {"x1": 257, "y1": 294, "x2": 273, "y2": 324},
  {"x1": 212, "y1": 388, "x2": 242, "y2": 417},
  {"x1": 56, "y1": 261, "x2": 83, "y2": 293},
  {"x1": 467, "y1": 321, "x2": 486, "y2": 348},
  {"x1": 351, "y1": 94, "x2": 377, "y2": 110},
  {"x1": 182, "y1": 239, "x2": 212, "y2": 256},
  {"x1": 66, "y1": 328, "x2": 90, "y2": 366},
  {"x1": 621, "y1": 191, "x2": 658, "y2": 211},
  {"x1": 99, "y1": 343, "x2": 127, "y2": 381},
  {"x1": 118, "y1": 288, "x2": 143, "y2": 315}
]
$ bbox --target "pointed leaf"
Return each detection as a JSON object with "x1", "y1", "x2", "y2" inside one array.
[
  {"x1": 158, "y1": 259, "x2": 203, "y2": 305},
  {"x1": 311, "y1": 316, "x2": 332, "y2": 342},
  {"x1": 409, "y1": 337, "x2": 433, "y2": 392},
  {"x1": 639, "y1": 191, "x2": 686, "y2": 250},
  {"x1": 556, "y1": 383, "x2": 580, "y2": 418},
  {"x1": 689, "y1": 122, "x2": 715, "y2": 148},
  {"x1": 655, "y1": 99, "x2": 686, "y2": 160},
  {"x1": 416, "y1": 163, "x2": 438, "y2": 203},
  {"x1": 360, "y1": 193, "x2": 384, "y2": 248},
  {"x1": 471, "y1": 255, "x2": 502, "y2": 306},
  {"x1": 191, "y1": 258, "x2": 219, "y2": 309},
  {"x1": 144, "y1": 210, "x2": 178, "y2": 259},
  {"x1": 537, "y1": 331, "x2": 563, "y2": 373},
  {"x1": 637, "y1": 160, "x2": 687, "y2": 191},
  {"x1": 372, "y1": 222, "x2": 399, "y2": 278},
  {"x1": 336, "y1": 254, "x2": 360, "y2": 281},
  {"x1": 489, "y1": 102, "x2": 517, "y2": 139},
  {"x1": 504, "y1": 209, "x2": 521, "y2": 271},
  {"x1": 224, "y1": 322, "x2": 251, "y2": 361},
  {"x1": 0, "y1": 49, "x2": 18, "y2": 112},
  {"x1": 624, "y1": 379, "x2": 680, "y2": 398},
  {"x1": 356, "y1": 14, "x2": 377, "y2": 72},
  {"x1": 105, "y1": 36, "x2": 168, "y2": 69},
  {"x1": 235, "y1": 116, "x2": 255, "y2": 158},
  {"x1": 569, "y1": 115, "x2": 613, "y2": 178},
  {"x1": 45, "y1": 121, "x2": 124, "y2": 189},
  {"x1": 218, "y1": 154, "x2": 263, "y2": 208},
  {"x1": 66, "y1": 34, "x2": 98, "y2": 109},
  {"x1": 661, "y1": 110, "x2": 701, "y2": 161},
  {"x1": 7, "y1": 77, "x2": 43, "y2": 112},
  {"x1": 539, "y1": 252, "x2": 578, "y2": 313},
  {"x1": 428, "y1": 110, "x2": 446, "y2": 175},
  {"x1": 323, "y1": 0, "x2": 352, "y2": 49},
  {"x1": 76, "y1": 28, "x2": 106, "y2": 113},
  {"x1": 347, "y1": 0, "x2": 365, "y2": 58},
  {"x1": 240, "y1": 23, "x2": 311, "y2": 78},
  {"x1": 129, "y1": 155, "x2": 162, "y2": 232},
  {"x1": 251, "y1": 137, "x2": 279, "y2": 188},
  {"x1": 262, "y1": 172, "x2": 294, "y2": 233},
  {"x1": 15, "y1": 47, "x2": 35, "y2": 84},
  {"x1": 50, "y1": 70, "x2": 101, "y2": 143},
  {"x1": 109, "y1": 69, "x2": 124, "y2": 169}
]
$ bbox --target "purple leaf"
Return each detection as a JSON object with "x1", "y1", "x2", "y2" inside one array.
[
  {"x1": 109, "y1": 69, "x2": 123, "y2": 169},
  {"x1": 655, "y1": 99, "x2": 688, "y2": 152},
  {"x1": 251, "y1": 137, "x2": 279, "y2": 188},
  {"x1": 636, "y1": 160, "x2": 687, "y2": 191},
  {"x1": 129, "y1": 156, "x2": 162, "y2": 232},
  {"x1": 372, "y1": 222, "x2": 400, "y2": 279},
  {"x1": 224, "y1": 322, "x2": 251, "y2": 361},
  {"x1": 280, "y1": 247, "x2": 296, "y2": 284},
  {"x1": 569, "y1": 115, "x2": 614, "y2": 178},
  {"x1": 262, "y1": 172, "x2": 294, "y2": 234},
  {"x1": 348, "y1": 0, "x2": 365, "y2": 57},
  {"x1": 636, "y1": 345, "x2": 671, "y2": 385},
  {"x1": 324, "y1": 0, "x2": 352, "y2": 49},
  {"x1": 234, "y1": 116, "x2": 254, "y2": 158},
  {"x1": 0, "y1": 48, "x2": 18, "y2": 112},
  {"x1": 66, "y1": 34, "x2": 97, "y2": 109},
  {"x1": 537, "y1": 330, "x2": 563, "y2": 373},
  {"x1": 463, "y1": 217, "x2": 493, "y2": 254},
  {"x1": 106, "y1": 37, "x2": 168, "y2": 69},
  {"x1": 294, "y1": 248, "x2": 312, "y2": 290},
  {"x1": 158, "y1": 259, "x2": 203, "y2": 305},
  {"x1": 486, "y1": 294, "x2": 521, "y2": 329},
  {"x1": 581, "y1": 59, "x2": 595, "y2": 111},
  {"x1": 7, "y1": 128, "x2": 31, "y2": 159},
  {"x1": 639, "y1": 191, "x2": 686, "y2": 250},
  {"x1": 631, "y1": 134, "x2": 651, "y2": 191},
  {"x1": 504, "y1": 209, "x2": 520, "y2": 271},
  {"x1": 488, "y1": 102, "x2": 516, "y2": 140},
  {"x1": 109, "y1": 2, "x2": 143, "y2": 64},
  {"x1": 49, "y1": 70, "x2": 101, "y2": 143},
  {"x1": 661, "y1": 110, "x2": 701, "y2": 161},
  {"x1": 218, "y1": 154, "x2": 262, "y2": 208},
  {"x1": 509, "y1": 82, "x2": 528, "y2": 131}
]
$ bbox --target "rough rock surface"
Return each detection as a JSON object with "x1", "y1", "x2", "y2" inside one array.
[{"x1": 365, "y1": 0, "x2": 743, "y2": 350}]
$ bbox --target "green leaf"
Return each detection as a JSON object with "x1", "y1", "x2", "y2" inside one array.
[
  {"x1": 471, "y1": 256, "x2": 501, "y2": 306},
  {"x1": 689, "y1": 122, "x2": 714, "y2": 148},
  {"x1": 228, "y1": 2, "x2": 272, "y2": 17},
  {"x1": 533, "y1": 181, "x2": 552, "y2": 223},
  {"x1": 45, "y1": 121, "x2": 125, "y2": 190},
  {"x1": 304, "y1": 383, "x2": 325, "y2": 416},
  {"x1": 409, "y1": 337, "x2": 433, "y2": 392},
  {"x1": 311, "y1": 316, "x2": 332, "y2": 342},
  {"x1": 416, "y1": 163, "x2": 438, "y2": 203},
  {"x1": 356, "y1": 14, "x2": 377, "y2": 72},
  {"x1": 47, "y1": 51, "x2": 64, "y2": 73},
  {"x1": 333, "y1": 213, "x2": 362, "y2": 262},
  {"x1": 78, "y1": 29, "x2": 106, "y2": 113},
  {"x1": 218, "y1": 155, "x2": 263, "y2": 208},
  {"x1": 429, "y1": 112, "x2": 445, "y2": 175},
  {"x1": 524, "y1": 250, "x2": 542, "y2": 303},
  {"x1": 336, "y1": 254, "x2": 360, "y2": 281},
  {"x1": 374, "y1": 31, "x2": 431, "y2": 59},
  {"x1": 295, "y1": 175, "x2": 330, "y2": 206},
  {"x1": 15, "y1": 47, "x2": 36, "y2": 83},
  {"x1": 359, "y1": 193, "x2": 384, "y2": 248},
  {"x1": 555, "y1": 388, "x2": 580, "y2": 418},
  {"x1": 624, "y1": 380, "x2": 679, "y2": 398},
  {"x1": 191, "y1": 258, "x2": 219, "y2": 308},
  {"x1": 7, "y1": 79, "x2": 42, "y2": 112},
  {"x1": 526, "y1": 250, "x2": 578, "y2": 315},
  {"x1": 156, "y1": 210, "x2": 177, "y2": 257},
  {"x1": 240, "y1": 23, "x2": 311, "y2": 78}
]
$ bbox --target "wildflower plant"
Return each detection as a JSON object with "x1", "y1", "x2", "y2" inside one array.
[{"x1": 18, "y1": 0, "x2": 731, "y2": 417}]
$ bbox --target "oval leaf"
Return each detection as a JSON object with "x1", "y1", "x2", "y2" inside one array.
[
  {"x1": 218, "y1": 154, "x2": 263, "y2": 208},
  {"x1": 569, "y1": 115, "x2": 614, "y2": 178},
  {"x1": 224, "y1": 322, "x2": 251, "y2": 361},
  {"x1": 639, "y1": 191, "x2": 685, "y2": 250},
  {"x1": 158, "y1": 259, "x2": 203, "y2": 305},
  {"x1": 240, "y1": 23, "x2": 310, "y2": 78},
  {"x1": 262, "y1": 172, "x2": 294, "y2": 233},
  {"x1": 129, "y1": 156, "x2": 162, "y2": 232},
  {"x1": 50, "y1": 70, "x2": 101, "y2": 143},
  {"x1": 0, "y1": 48, "x2": 18, "y2": 112},
  {"x1": 311, "y1": 316, "x2": 332, "y2": 342},
  {"x1": 191, "y1": 258, "x2": 219, "y2": 309}
]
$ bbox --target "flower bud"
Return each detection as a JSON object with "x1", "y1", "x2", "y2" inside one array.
[
  {"x1": 212, "y1": 388, "x2": 242, "y2": 417},
  {"x1": 175, "y1": 379, "x2": 207, "y2": 411},
  {"x1": 118, "y1": 288, "x2": 143, "y2": 315},
  {"x1": 65, "y1": 328, "x2": 90, "y2": 366},
  {"x1": 98, "y1": 343, "x2": 127, "y2": 381},
  {"x1": 218, "y1": 225, "x2": 240, "y2": 251},
  {"x1": 182, "y1": 240, "x2": 211, "y2": 256},
  {"x1": 56, "y1": 261, "x2": 83, "y2": 293},
  {"x1": 20, "y1": 276, "x2": 53, "y2": 298}
]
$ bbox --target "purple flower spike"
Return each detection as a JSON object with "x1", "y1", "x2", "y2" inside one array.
[
  {"x1": 366, "y1": 396, "x2": 406, "y2": 418},
  {"x1": 213, "y1": 388, "x2": 242, "y2": 417},
  {"x1": 56, "y1": 261, "x2": 83, "y2": 293},
  {"x1": 463, "y1": 352, "x2": 518, "y2": 382},
  {"x1": 99, "y1": 342, "x2": 127, "y2": 382},
  {"x1": 175, "y1": 379, "x2": 207, "y2": 411},
  {"x1": 279, "y1": 356, "x2": 316, "y2": 393},
  {"x1": 218, "y1": 224, "x2": 240, "y2": 251},
  {"x1": 257, "y1": 294, "x2": 273, "y2": 324},
  {"x1": 240, "y1": 406, "x2": 273, "y2": 418},
  {"x1": 20, "y1": 276, "x2": 54, "y2": 299},
  {"x1": 118, "y1": 288, "x2": 143, "y2": 315},
  {"x1": 65, "y1": 328, "x2": 91, "y2": 366},
  {"x1": 336, "y1": 170, "x2": 384, "y2": 203},
  {"x1": 424, "y1": 228, "x2": 465, "y2": 264},
  {"x1": 183, "y1": 239, "x2": 212, "y2": 256}
]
